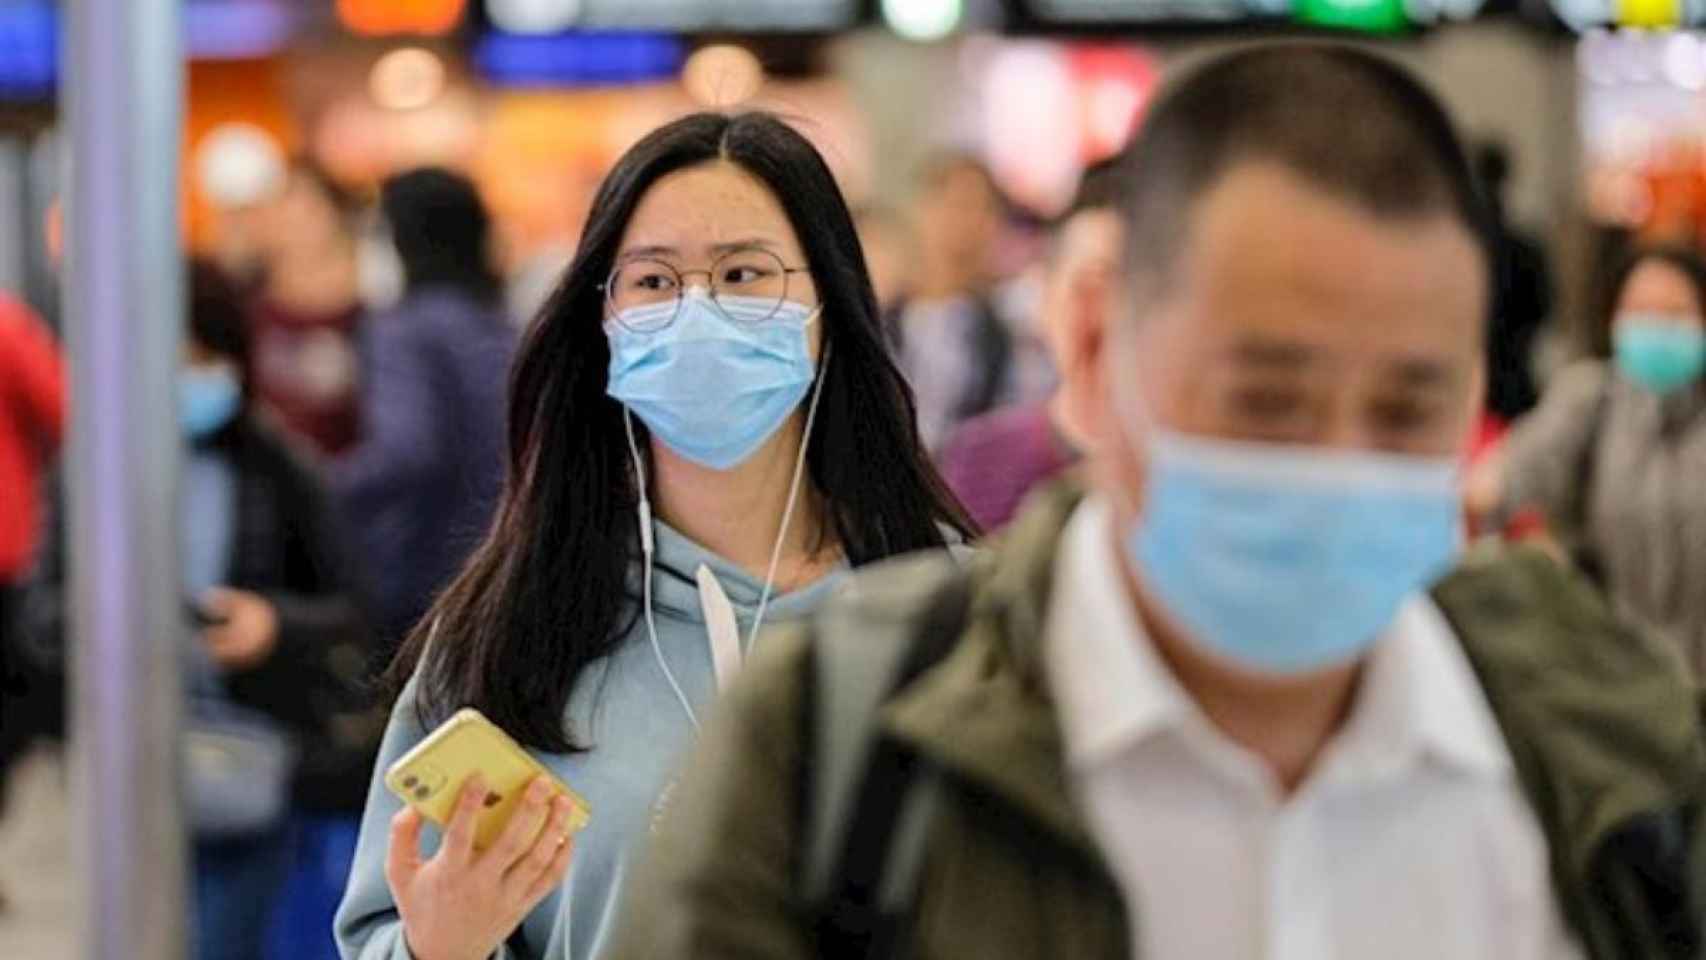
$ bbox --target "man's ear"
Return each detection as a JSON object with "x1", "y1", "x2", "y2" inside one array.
[{"x1": 1058, "y1": 269, "x2": 1117, "y2": 450}]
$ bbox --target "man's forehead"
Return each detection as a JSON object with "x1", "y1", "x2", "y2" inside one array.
[{"x1": 1155, "y1": 163, "x2": 1486, "y2": 361}]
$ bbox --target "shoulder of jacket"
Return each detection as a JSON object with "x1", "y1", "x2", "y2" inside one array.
[{"x1": 817, "y1": 550, "x2": 975, "y2": 631}]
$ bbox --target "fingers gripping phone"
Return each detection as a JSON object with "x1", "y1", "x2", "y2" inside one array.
[{"x1": 385, "y1": 708, "x2": 591, "y2": 851}]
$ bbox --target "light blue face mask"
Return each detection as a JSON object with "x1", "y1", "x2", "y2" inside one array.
[
  {"x1": 606, "y1": 291, "x2": 821, "y2": 470},
  {"x1": 1614, "y1": 316, "x2": 1706, "y2": 395},
  {"x1": 1125, "y1": 428, "x2": 1463, "y2": 676},
  {"x1": 179, "y1": 365, "x2": 242, "y2": 440}
]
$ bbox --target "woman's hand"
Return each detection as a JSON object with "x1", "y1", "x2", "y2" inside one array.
[
  {"x1": 200, "y1": 588, "x2": 279, "y2": 670},
  {"x1": 386, "y1": 775, "x2": 578, "y2": 960}
]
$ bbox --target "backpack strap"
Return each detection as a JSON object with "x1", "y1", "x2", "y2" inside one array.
[
  {"x1": 1432, "y1": 543, "x2": 1705, "y2": 959},
  {"x1": 800, "y1": 568, "x2": 975, "y2": 960}
]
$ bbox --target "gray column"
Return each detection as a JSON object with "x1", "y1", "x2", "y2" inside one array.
[{"x1": 62, "y1": 2, "x2": 188, "y2": 958}]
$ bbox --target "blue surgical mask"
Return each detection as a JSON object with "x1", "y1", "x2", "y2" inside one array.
[
  {"x1": 1614, "y1": 317, "x2": 1706, "y2": 395},
  {"x1": 606, "y1": 291, "x2": 820, "y2": 470},
  {"x1": 179, "y1": 365, "x2": 242, "y2": 440},
  {"x1": 1126, "y1": 429, "x2": 1462, "y2": 675}
]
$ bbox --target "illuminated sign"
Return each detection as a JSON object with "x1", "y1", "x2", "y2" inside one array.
[
  {"x1": 475, "y1": 31, "x2": 684, "y2": 86},
  {"x1": 483, "y1": 0, "x2": 859, "y2": 31},
  {"x1": 337, "y1": 0, "x2": 468, "y2": 36},
  {"x1": 0, "y1": 0, "x2": 299, "y2": 101},
  {"x1": 1550, "y1": 0, "x2": 1704, "y2": 28},
  {"x1": 0, "y1": 1, "x2": 53, "y2": 98},
  {"x1": 1019, "y1": 0, "x2": 1285, "y2": 22},
  {"x1": 1017, "y1": 0, "x2": 1486, "y2": 24}
]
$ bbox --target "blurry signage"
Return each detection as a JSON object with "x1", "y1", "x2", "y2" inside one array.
[
  {"x1": 1020, "y1": 0, "x2": 1287, "y2": 21},
  {"x1": 1550, "y1": 0, "x2": 1698, "y2": 29},
  {"x1": 186, "y1": 0, "x2": 299, "y2": 58},
  {"x1": 1018, "y1": 0, "x2": 1483, "y2": 25},
  {"x1": 338, "y1": 0, "x2": 468, "y2": 35},
  {"x1": 0, "y1": 0, "x2": 297, "y2": 101},
  {"x1": 475, "y1": 31, "x2": 685, "y2": 85},
  {"x1": 1295, "y1": 0, "x2": 1408, "y2": 31},
  {"x1": 484, "y1": 0, "x2": 860, "y2": 31},
  {"x1": 0, "y1": 1, "x2": 53, "y2": 99}
]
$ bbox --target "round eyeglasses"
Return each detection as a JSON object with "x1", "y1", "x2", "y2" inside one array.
[{"x1": 602, "y1": 249, "x2": 814, "y2": 332}]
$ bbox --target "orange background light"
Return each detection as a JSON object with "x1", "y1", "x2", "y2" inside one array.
[{"x1": 336, "y1": 0, "x2": 468, "y2": 36}]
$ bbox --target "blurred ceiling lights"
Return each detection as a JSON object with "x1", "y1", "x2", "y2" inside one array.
[
  {"x1": 1664, "y1": 30, "x2": 1706, "y2": 87},
  {"x1": 371, "y1": 47, "x2": 448, "y2": 111},
  {"x1": 338, "y1": 0, "x2": 467, "y2": 36},
  {"x1": 682, "y1": 44, "x2": 764, "y2": 107},
  {"x1": 1580, "y1": 26, "x2": 1706, "y2": 86},
  {"x1": 195, "y1": 123, "x2": 288, "y2": 209},
  {"x1": 487, "y1": 0, "x2": 583, "y2": 33},
  {"x1": 883, "y1": 0, "x2": 965, "y2": 41}
]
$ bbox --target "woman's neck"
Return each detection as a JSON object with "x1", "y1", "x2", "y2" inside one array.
[{"x1": 649, "y1": 416, "x2": 838, "y2": 590}]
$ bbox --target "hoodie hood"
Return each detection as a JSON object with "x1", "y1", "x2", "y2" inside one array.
[{"x1": 635, "y1": 518, "x2": 850, "y2": 629}]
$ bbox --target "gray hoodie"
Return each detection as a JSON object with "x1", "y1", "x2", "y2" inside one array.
[{"x1": 335, "y1": 519, "x2": 851, "y2": 960}]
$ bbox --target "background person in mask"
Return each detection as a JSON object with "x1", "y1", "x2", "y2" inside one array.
[
  {"x1": 1469, "y1": 246, "x2": 1706, "y2": 676},
  {"x1": 27, "y1": 262, "x2": 375, "y2": 959},
  {"x1": 336, "y1": 111, "x2": 975, "y2": 960},
  {"x1": 613, "y1": 47, "x2": 1704, "y2": 960},
  {"x1": 330, "y1": 167, "x2": 517, "y2": 650}
]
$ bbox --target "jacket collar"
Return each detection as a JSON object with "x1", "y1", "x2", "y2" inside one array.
[{"x1": 880, "y1": 480, "x2": 1100, "y2": 858}]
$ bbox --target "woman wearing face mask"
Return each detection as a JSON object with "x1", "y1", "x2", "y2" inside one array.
[
  {"x1": 1472, "y1": 246, "x2": 1706, "y2": 675},
  {"x1": 335, "y1": 112, "x2": 974, "y2": 960}
]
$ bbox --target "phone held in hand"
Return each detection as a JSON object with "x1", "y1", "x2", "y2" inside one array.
[{"x1": 385, "y1": 708, "x2": 592, "y2": 851}]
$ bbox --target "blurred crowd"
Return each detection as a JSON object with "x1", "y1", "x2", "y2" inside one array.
[{"x1": 3, "y1": 37, "x2": 1706, "y2": 960}]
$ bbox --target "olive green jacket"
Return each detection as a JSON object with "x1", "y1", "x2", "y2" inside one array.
[{"x1": 612, "y1": 482, "x2": 1706, "y2": 960}]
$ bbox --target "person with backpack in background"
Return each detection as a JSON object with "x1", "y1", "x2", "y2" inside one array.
[
  {"x1": 1468, "y1": 246, "x2": 1706, "y2": 680},
  {"x1": 613, "y1": 46, "x2": 1703, "y2": 960}
]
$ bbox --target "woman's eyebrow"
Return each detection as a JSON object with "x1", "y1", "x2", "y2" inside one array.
[
  {"x1": 616, "y1": 244, "x2": 679, "y2": 261},
  {"x1": 708, "y1": 237, "x2": 779, "y2": 255}
]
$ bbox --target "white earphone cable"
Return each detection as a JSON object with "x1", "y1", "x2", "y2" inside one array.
[{"x1": 627, "y1": 410, "x2": 699, "y2": 729}]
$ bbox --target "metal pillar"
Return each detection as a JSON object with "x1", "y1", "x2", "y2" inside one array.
[{"x1": 62, "y1": 1, "x2": 187, "y2": 958}]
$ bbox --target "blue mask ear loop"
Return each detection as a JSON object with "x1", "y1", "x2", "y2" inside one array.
[{"x1": 625, "y1": 323, "x2": 830, "y2": 732}]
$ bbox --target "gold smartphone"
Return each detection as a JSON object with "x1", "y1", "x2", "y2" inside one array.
[{"x1": 385, "y1": 708, "x2": 591, "y2": 851}]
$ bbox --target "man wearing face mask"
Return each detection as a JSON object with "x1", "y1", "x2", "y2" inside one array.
[{"x1": 612, "y1": 47, "x2": 1705, "y2": 960}]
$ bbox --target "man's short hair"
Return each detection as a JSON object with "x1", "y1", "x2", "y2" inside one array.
[{"x1": 1117, "y1": 44, "x2": 1492, "y2": 304}]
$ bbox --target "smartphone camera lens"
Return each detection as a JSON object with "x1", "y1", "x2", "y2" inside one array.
[
  {"x1": 414, "y1": 785, "x2": 431, "y2": 801},
  {"x1": 403, "y1": 775, "x2": 419, "y2": 789}
]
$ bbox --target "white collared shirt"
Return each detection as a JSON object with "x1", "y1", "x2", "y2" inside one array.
[{"x1": 1045, "y1": 497, "x2": 1584, "y2": 960}]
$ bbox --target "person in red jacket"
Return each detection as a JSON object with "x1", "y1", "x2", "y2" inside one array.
[{"x1": 0, "y1": 293, "x2": 65, "y2": 891}]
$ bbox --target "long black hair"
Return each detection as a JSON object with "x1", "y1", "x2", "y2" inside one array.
[
  {"x1": 381, "y1": 167, "x2": 503, "y2": 304},
  {"x1": 387, "y1": 111, "x2": 977, "y2": 752}
]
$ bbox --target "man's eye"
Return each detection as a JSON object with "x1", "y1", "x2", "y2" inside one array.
[
  {"x1": 1231, "y1": 387, "x2": 1308, "y2": 420},
  {"x1": 1370, "y1": 401, "x2": 1433, "y2": 433}
]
